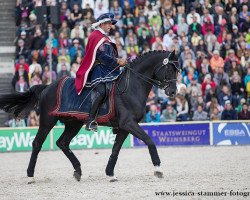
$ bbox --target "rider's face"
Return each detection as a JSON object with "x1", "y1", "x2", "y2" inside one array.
[{"x1": 100, "y1": 21, "x2": 112, "y2": 33}]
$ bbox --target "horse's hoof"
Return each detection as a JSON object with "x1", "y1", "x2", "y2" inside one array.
[
  {"x1": 107, "y1": 175, "x2": 118, "y2": 182},
  {"x1": 73, "y1": 171, "x2": 81, "y2": 181},
  {"x1": 27, "y1": 177, "x2": 35, "y2": 184},
  {"x1": 154, "y1": 166, "x2": 164, "y2": 178},
  {"x1": 73, "y1": 167, "x2": 82, "y2": 182}
]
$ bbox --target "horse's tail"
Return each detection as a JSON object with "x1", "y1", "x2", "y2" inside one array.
[{"x1": 0, "y1": 84, "x2": 48, "y2": 118}]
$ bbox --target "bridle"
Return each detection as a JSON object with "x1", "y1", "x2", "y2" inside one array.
[
  {"x1": 117, "y1": 53, "x2": 180, "y2": 94},
  {"x1": 125, "y1": 59, "x2": 180, "y2": 90}
]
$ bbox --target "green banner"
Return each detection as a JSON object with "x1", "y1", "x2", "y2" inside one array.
[
  {"x1": 0, "y1": 128, "x2": 50, "y2": 152},
  {"x1": 53, "y1": 126, "x2": 131, "y2": 150}
]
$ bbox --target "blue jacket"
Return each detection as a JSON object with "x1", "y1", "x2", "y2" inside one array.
[
  {"x1": 85, "y1": 42, "x2": 120, "y2": 87},
  {"x1": 221, "y1": 109, "x2": 237, "y2": 120},
  {"x1": 146, "y1": 111, "x2": 161, "y2": 123}
]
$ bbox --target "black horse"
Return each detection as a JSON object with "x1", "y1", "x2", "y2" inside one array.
[{"x1": 0, "y1": 50, "x2": 179, "y2": 183}]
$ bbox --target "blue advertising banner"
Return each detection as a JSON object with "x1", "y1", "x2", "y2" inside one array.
[
  {"x1": 134, "y1": 123, "x2": 210, "y2": 146},
  {"x1": 213, "y1": 122, "x2": 250, "y2": 145}
]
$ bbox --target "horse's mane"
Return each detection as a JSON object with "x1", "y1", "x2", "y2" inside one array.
[{"x1": 129, "y1": 50, "x2": 169, "y2": 67}]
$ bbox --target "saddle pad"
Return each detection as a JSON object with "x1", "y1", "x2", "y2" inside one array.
[{"x1": 49, "y1": 76, "x2": 115, "y2": 123}]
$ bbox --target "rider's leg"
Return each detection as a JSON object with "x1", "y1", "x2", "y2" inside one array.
[{"x1": 85, "y1": 83, "x2": 106, "y2": 131}]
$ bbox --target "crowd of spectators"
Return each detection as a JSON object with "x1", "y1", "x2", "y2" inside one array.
[{"x1": 8, "y1": 0, "x2": 250, "y2": 127}]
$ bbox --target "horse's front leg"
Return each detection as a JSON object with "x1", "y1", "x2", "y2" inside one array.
[
  {"x1": 121, "y1": 121, "x2": 163, "y2": 178},
  {"x1": 105, "y1": 129, "x2": 128, "y2": 182}
]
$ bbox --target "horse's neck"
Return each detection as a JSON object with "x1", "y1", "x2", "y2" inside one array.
[{"x1": 127, "y1": 57, "x2": 156, "y2": 104}]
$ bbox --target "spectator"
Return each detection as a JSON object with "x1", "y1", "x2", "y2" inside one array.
[
  {"x1": 224, "y1": 49, "x2": 240, "y2": 71},
  {"x1": 69, "y1": 4, "x2": 82, "y2": 28},
  {"x1": 94, "y1": 0, "x2": 109, "y2": 18},
  {"x1": 45, "y1": 32, "x2": 58, "y2": 49},
  {"x1": 18, "y1": 30, "x2": 31, "y2": 50},
  {"x1": 15, "y1": 55, "x2": 29, "y2": 73},
  {"x1": 213, "y1": 66, "x2": 230, "y2": 89},
  {"x1": 161, "y1": 104, "x2": 177, "y2": 122},
  {"x1": 207, "y1": 97, "x2": 223, "y2": 116},
  {"x1": 188, "y1": 16, "x2": 202, "y2": 36},
  {"x1": 228, "y1": 61, "x2": 243, "y2": 79},
  {"x1": 146, "y1": 89, "x2": 158, "y2": 108},
  {"x1": 191, "y1": 31, "x2": 202, "y2": 50},
  {"x1": 221, "y1": 100, "x2": 237, "y2": 120},
  {"x1": 237, "y1": 98, "x2": 247, "y2": 113},
  {"x1": 206, "y1": 33, "x2": 220, "y2": 56},
  {"x1": 70, "y1": 63, "x2": 79, "y2": 78},
  {"x1": 145, "y1": 104, "x2": 161, "y2": 123},
  {"x1": 31, "y1": 29, "x2": 45, "y2": 50},
  {"x1": 210, "y1": 107, "x2": 221, "y2": 121},
  {"x1": 57, "y1": 64, "x2": 71, "y2": 79},
  {"x1": 192, "y1": 104, "x2": 208, "y2": 121},
  {"x1": 175, "y1": 5, "x2": 186, "y2": 25},
  {"x1": 152, "y1": 36, "x2": 164, "y2": 51},
  {"x1": 69, "y1": 39, "x2": 84, "y2": 61},
  {"x1": 163, "y1": 29, "x2": 175, "y2": 51},
  {"x1": 177, "y1": 17, "x2": 188, "y2": 36},
  {"x1": 12, "y1": 64, "x2": 29, "y2": 90},
  {"x1": 196, "y1": 39, "x2": 208, "y2": 56},
  {"x1": 60, "y1": 1, "x2": 71, "y2": 22},
  {"x1": 15, "y1": 75, "x2": 29, "y2": 92},
  {"x1": 176, "y1": 94, "x2": 189, "y2": 121},
  {"x1": 218, "y1": 85, "x2": 233, "y2": 107},
  {"x1": 186, "y1": 7, "x2": 201, "y2": 25},
  {"x1": 42, "y1": 66, "x2": 57, "y2": 84},
  {"x1": 201, "y1": 74, "x2": 216, "y2": 97},
  {"x1": 82, "y1": 10, "x2": 96, "y2": 33},
  {"x1": 58, "y1": 20, "x2": 71, "y2": 39},
  {"x1": 70, "y1": 22, "x2": 84, "y2": 40},
  {"x1": 30, "y1": 74, "x2": 42, "y2": 87},
  {"x1": 29, "y1": 59, "x2": 42, "y2": 77},
  {"x1": 214, "y1": 6, "x2": 227, "y2": 36},
  {"x1": 187, "y1": 78, "x2": 202, "y2": 96},
  {"x1": 202, "y1": 16, "x2": 214, "y2": 36},
  {"x1": 231, "y1": 74, "x2": 245, "y2": 108},
  {"x1": 7, "y1": 118, "x2": 26, "y2": 127},
  {"x1": 81, "y1": 0, "x2": 95, "y2": 10},
  {"x1": 138, "y1": 28, "x2": 151, "y2": 52},
  {"x1": 238, "y1": 103, "x2": 250, "y2": 120},
  {"x1": 56, "y1": 56, "x2": 71, "y2": 73},
  {"x1": 210, "y1": 50, "x2": 225, "y2": 73},
  {"x1": 15, "y1": 39, "x2": 28, "y2": 60},
  {"x1": 160, "y1": 0, "x2": 174, "y2": 18}
]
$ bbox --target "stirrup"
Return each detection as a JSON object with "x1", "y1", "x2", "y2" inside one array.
[{"x1": 85, "y1": 120, "x2": 98, "y2": 131}]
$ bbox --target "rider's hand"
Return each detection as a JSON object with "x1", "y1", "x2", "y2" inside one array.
[{"x1": 117, "y1": 58, "x2": 127, "y2": 66}]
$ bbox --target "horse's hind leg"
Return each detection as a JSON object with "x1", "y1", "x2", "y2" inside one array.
[
  {"x1": 121, "y1": 121, "x2": 163, "y2": 178},
  {"x1": 56, "y1": 122, "x2": 83, "y2": 181},
  {"x1": 27, "y1": 116, "x2": 57, "y2": 183},
  {"x1": 105, "y1": 129, "x2": 128, "y2": 182}
]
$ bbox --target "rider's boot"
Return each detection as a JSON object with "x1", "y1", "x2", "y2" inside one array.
[{"x1": 85, "y1": 92, "x2": 103, "y2": 131}]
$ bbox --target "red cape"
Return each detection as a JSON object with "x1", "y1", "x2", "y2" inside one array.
[{"x1": 75, "y1": 30, "x2": 110, "y2": 95}]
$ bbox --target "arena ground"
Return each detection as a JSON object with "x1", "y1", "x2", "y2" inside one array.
[{"x1": 0, "y1": 146, "x2": 250, "y2": 200}]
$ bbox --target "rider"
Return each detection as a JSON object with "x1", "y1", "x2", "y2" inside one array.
[{"x1": 75, "y1": 13, "x2": 127, "y2": 131}]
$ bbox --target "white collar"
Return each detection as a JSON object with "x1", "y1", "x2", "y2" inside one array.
[
  {"x1": 96, "y1": 27, "x2": 113, "y2": 42},
  {"x1": 96, "y1": 27, "x2": 107, "y2": 35}
]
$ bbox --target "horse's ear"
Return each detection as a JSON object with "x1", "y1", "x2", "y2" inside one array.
[{"x1": 169, "y1": 50, "x2": 175, "y2": 59}]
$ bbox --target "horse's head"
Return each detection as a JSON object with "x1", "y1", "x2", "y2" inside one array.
[{"x1": 153, "y1": 50, "x2": 180, "y2": 97}]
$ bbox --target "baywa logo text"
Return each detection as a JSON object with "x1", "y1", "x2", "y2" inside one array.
[
  {"x1": 0, "y1": 132, "x2": 35, "y2": 151},
  {"x1": 70, "y1": 130, "x2": 115, "y2": 148}
]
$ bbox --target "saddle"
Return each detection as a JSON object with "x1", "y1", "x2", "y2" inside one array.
[{"x1": 49, "y1": 76, "x2": 115, "y2": 123}]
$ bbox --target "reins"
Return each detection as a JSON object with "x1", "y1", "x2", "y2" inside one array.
[{"x1": 117, "y1": 53, "x2": 180, "y2": 94}]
